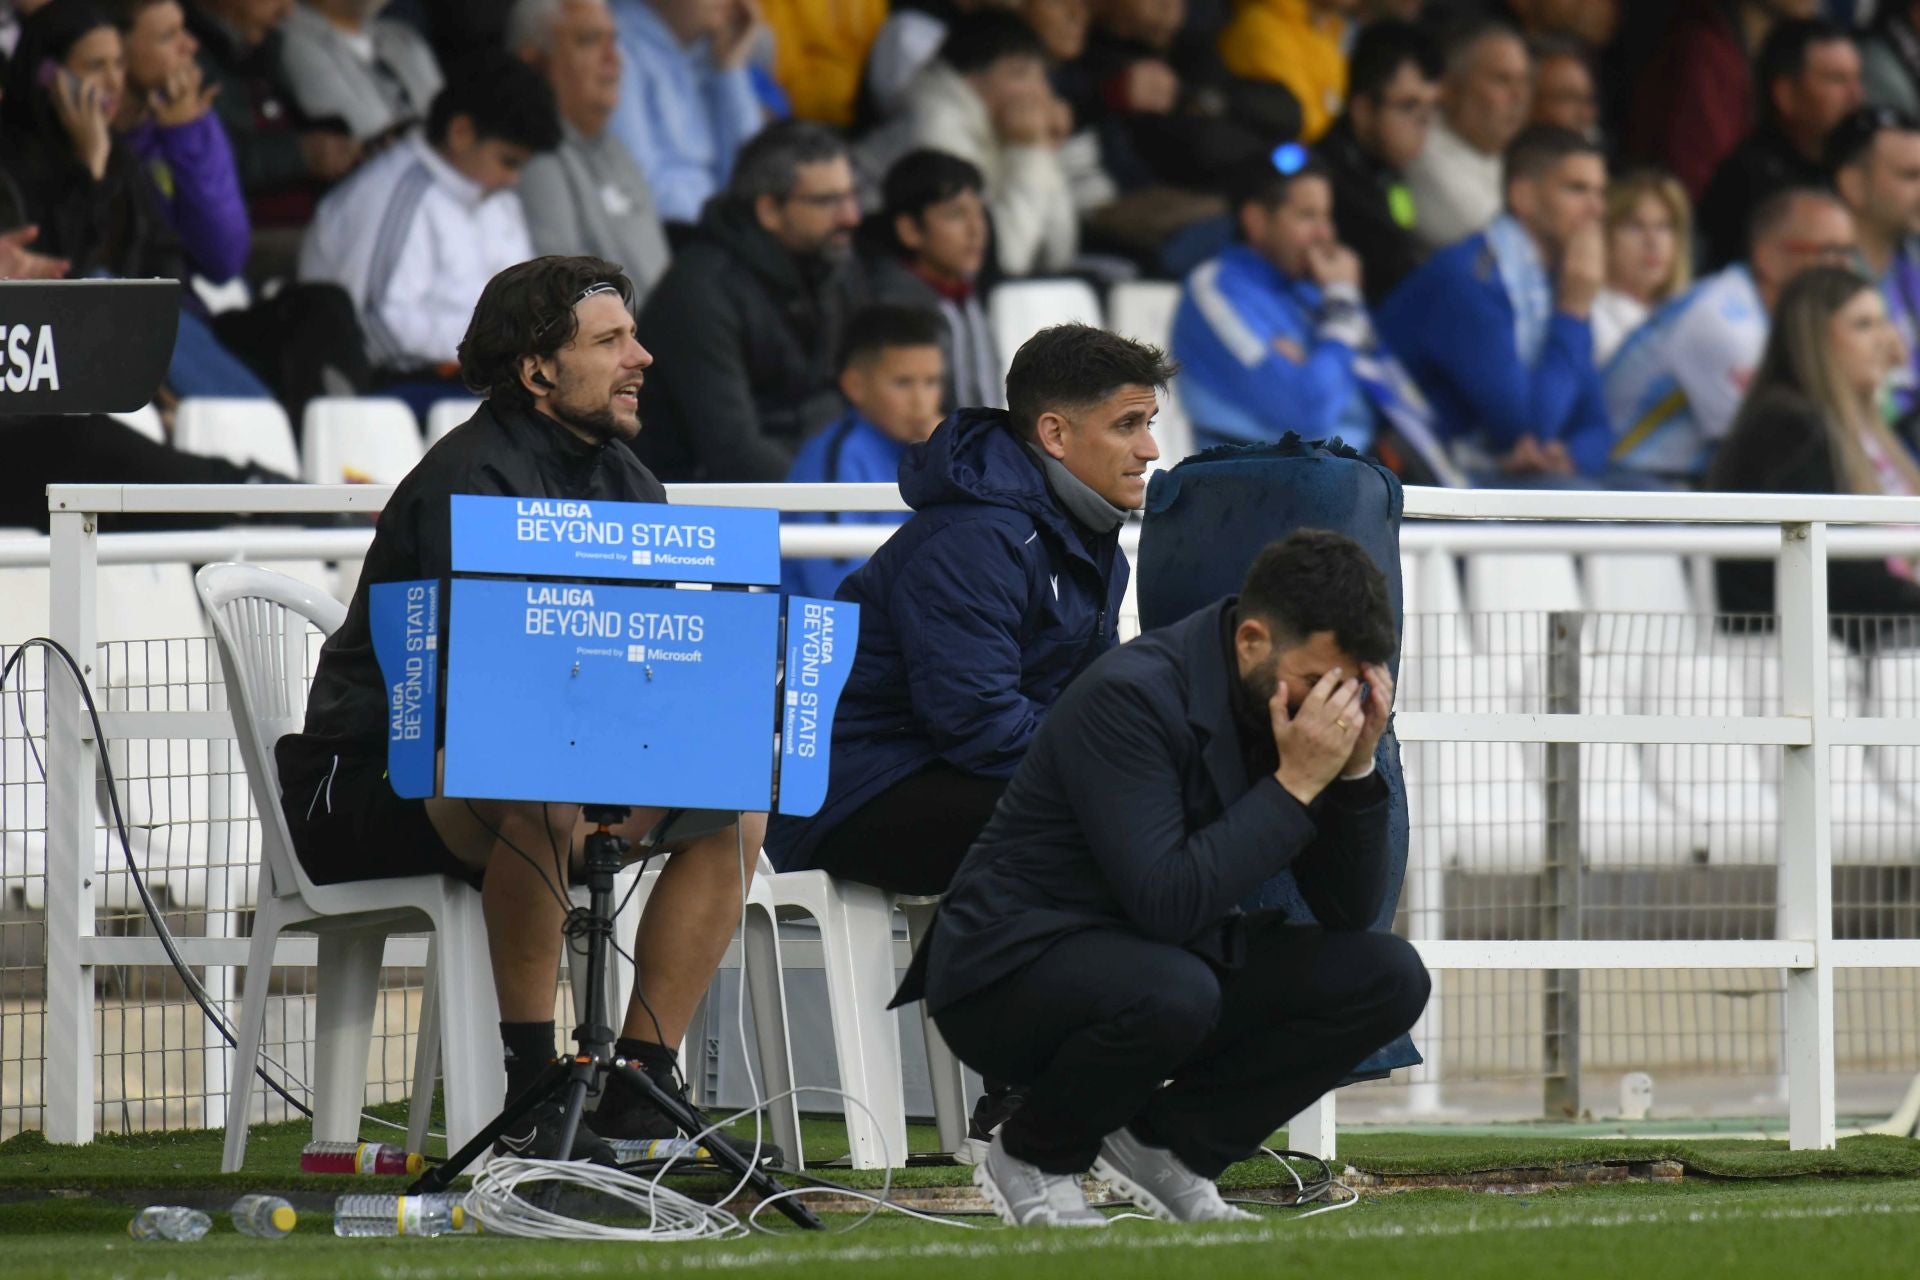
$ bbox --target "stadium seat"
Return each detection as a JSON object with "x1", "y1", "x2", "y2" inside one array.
[
  {"x1": 197, "y1": 563, "x2": 502, "y2": 1170},
  {"x1": 173, "y1": 397, "x2": 300, "y2": 476},
  {"x1": 426, "y1": 398, "x2": 483, "y2": 445},
  {"x1": 987, "y1": 279, "x2": 1103, "y2": 388},
  {"x1": 300, "y1": 397, "x2": 425, "y2": 485},
  {"x1": 1105, "y1": 281, "x2": 1195, "y2": 466}
]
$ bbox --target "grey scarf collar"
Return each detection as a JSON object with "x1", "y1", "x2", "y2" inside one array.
[{"x1": 1025, "y1": 443, "x2": 1129, "y2": 535}]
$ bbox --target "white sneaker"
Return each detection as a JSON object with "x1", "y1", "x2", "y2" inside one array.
[
  {"x1": 1092, "y1": 1127, "x2": 1258, "y2": 1224},
  {"x1": 974, "y1": 1134, "x2": 1106, "y2": 1227}
]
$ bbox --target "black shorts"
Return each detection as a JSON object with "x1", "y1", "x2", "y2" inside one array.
[{"x1": 279, "y1": 751, "x2": 483, "y2": 890}]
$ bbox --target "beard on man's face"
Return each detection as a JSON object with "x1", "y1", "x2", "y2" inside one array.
[
  {"x1": 547, "y1": 370, "x2": 638, "y2": 443},
  {"x1": 1235, "y1": 654, "x2": 1284, "y2": 728}
]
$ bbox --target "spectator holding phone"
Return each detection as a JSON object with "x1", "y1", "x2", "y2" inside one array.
[{"x1": 107, "y1": 0, "x2": 249, "y2": 283}]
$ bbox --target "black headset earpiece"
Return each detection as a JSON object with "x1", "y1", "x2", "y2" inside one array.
[{"x1": 531, "y1": 371, "x2": 555, "y2": 388}]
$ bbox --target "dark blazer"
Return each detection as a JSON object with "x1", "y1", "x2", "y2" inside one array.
[
  {"x1": 1706, "y1": 388, "x2": 1920, "y2": 617},
  {"x1": 896, "y1": 596, "x2": 1392, "y2": 1014}
]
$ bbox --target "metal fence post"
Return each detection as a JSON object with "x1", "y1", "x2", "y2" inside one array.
[
  {"x1": 43, "y1": 507, "x2": 98, "y2": 1143},
  {"x1": 1777, "y1": 521, "x2": 1836, "y2": 1149},
  {"x1": 1543, "y1": 610, "x2": 1584, "y2": 1119}
]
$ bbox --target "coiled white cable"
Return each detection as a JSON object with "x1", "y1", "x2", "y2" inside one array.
[{"x1": 463, "y1": 823, "x2": 982, "y2": 1240}]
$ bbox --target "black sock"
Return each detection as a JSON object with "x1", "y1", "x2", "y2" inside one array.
[
  {"x1": 614, "y1": 1036, "x2": 680, "y2": 1086},
  {"x1": 501, "y1": 1020, "x2": 556, "y2": 1102}
]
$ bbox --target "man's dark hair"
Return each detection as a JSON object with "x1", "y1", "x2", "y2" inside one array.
[
  {"x1": 838, "y1": 303, "x2": 948, "y2": 372},
  {"x1": 1825, "y1": 103, "x2": 1920, "y2": 174},
  {"x1": 1347, "y1": 20, "x2": 1442, "y2": 103},
  {"x1": 457, "y1": 255, "x2": 635, "y2": 402},
  {"x1": 1756, "y1": 18, "x2": 1851, "y2": 117},
  {"x1": 1747, "y1": 184, "x2": 1847, "y2": 256},
  {"x1": 428, "y1": 51, "x2": 562, "y2": 152},
  {"x1": 883, "y1": 148, "x2": 985, "y2": 222},
  {"x1": 1503, "y1": 123, "x2": 1603, "y2": 187},
  {"x1": 728, "y1": 119, "x2": 850, "y2": 203},
  {"x1": 941, "y1": 10, "x2": 1046, "y2": 75},
  {"x1": 1238, "y1": 531, "x2": 1397, "y2": 664},
  {"x1": 1004, "y1": 324, "x2": 1178, "y2": 442},
  {"x1": 1230, "y1": 152, "x2": 1331, "y2": 215}
]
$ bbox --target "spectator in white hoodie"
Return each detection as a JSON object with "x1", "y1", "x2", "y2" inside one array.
[
  {"x1": 904, "y1": 10, "x2": 1079, "y2": 277},
  {"x1": 299, "y1": 50, "x2": 561, "y2": 407}
]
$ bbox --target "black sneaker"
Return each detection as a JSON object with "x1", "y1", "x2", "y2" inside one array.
[
  {"x1": 491, "y1": 1095, "x2": 620, "y2": 1166},
  {"x1": 593, "y1": 1070, "x2": 786, "y2": 1168}
]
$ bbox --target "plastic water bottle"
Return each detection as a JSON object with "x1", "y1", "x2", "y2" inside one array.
[
  {"x1": 332, "y1": 1193, "x2": 468, "y2": 1237},
  {"x1": 300, "y1": 1140, "x2": 425, "y2": 1176},
  {"x1": 230, "y1": 1194, "x2": 298, "y2": 1238},
  {"x1": 606, "y1": 1136, "x2": 709, "y2": 1164},
  {"x1": 128, "y1": 1206, "x2": 211, "y2": 1242}
]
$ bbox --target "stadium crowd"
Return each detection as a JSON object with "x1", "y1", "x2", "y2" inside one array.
[{"x1": 2, "y1": 1, "x2": 1920, "y2": 574}]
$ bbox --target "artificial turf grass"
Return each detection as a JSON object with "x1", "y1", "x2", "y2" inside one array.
[
  {"x1": 6, "y1": 1174, "x2": 1920, "y2": 1280},
  {"x1": 5, "y1": 1108, "x2": 1920, "y2": 1197}
]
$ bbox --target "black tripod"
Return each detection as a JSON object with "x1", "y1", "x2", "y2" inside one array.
[{"x1": 410, "y1": 805, "x2": 823, "y2": 1230}]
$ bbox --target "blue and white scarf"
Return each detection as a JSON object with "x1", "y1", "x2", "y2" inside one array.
[{"x1": 1485, "y1": 213, "x2": 1554, "y2": 367}]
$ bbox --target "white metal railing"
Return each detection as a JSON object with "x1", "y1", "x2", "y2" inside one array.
[{"x1": 20, "y1": 482, "x2": 1920, "y2": 1154}]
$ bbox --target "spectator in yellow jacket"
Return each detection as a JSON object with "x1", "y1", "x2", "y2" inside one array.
[
  {"x1": 762, "y1": 0, "x2": 888, "y2": 127},
  {"x1": 1219, "y1": 0, "x2": 1355, "y2": 143}
]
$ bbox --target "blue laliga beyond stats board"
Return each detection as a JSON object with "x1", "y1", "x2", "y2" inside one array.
[
  {"x1": 369, "y1": 494, "x2": 856, "y2": 815},
  {"x1": 442, "y1": 578, "x2": 780, "y2": 809}
]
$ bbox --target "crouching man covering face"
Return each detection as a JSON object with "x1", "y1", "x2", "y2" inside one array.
[{"x1": 894, "y1": 530, "x2": 1431, "y2": 1226}]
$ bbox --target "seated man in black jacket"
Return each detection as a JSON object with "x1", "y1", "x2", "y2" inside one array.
[
  {"x1": 897, "y1": 530, "x2": 1429, "y2": 1226},
  {"x1": 1316, "y1": 20, "x2": 1442, "y2": 308},
  {"x1": 275, "y1": 255, "x2": 767, "y2": 1164},
  {"x1": 633, "y1": 120, "x2": 867, "y2": 482}
]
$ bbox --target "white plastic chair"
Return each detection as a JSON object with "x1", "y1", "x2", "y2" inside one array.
[
  {"x1": 987, "y1": 279, "x2": 1104, "y2": 388},
  {"x1": 426, "y1": 398, "x2": 483, "y2": 445},
  {"x1": 300, "y1": 397, "x2": 425, "y2": 485},
  {"x1": 174, "y1": 397, "x2": 300, "y2": 476},
  {"x1": 750, "y1": 871, "x2": 970, "y2": 1169},
  {"x1": 196, "y1": 562, "x2": 502, "y2": 1170}
]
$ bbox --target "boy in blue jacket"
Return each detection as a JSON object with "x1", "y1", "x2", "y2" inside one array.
[
  {"x1": 1377, "y1": 124, "x2": 1614, "y2": 484},
  {"x1": 780, "y1": 304, "x2": 949, "y2": 599}
]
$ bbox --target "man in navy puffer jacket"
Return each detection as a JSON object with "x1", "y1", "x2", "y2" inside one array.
[{"x1": 766, "y1": 324, "x2": 1175, "y2": 897}]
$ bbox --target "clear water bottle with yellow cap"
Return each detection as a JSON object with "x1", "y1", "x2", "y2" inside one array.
[
  {"x1": 231, "y1": 1194, "x2": 298, "y2": 1238},
  {"x1": 332, "y1": 1193, "x2": 470, "y2": 1237}
]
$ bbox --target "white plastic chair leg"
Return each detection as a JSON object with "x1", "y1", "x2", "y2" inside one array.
[
  {"x1": 742, "y1": 900, "x2": 802, "y2": 1167},
  {"x1": 434, "y1": 894, "x2": 506, "y2": 1167},
  {"x1": 1288, "y1": 1093, "x2": 1337, "y2": 1160},
  {"x1": 819, "y1": 883, "x2": 909, "y2": 1169},
  {"x1": 311, "y1": 925, "x2": 387, "y2": 1143},
  {"x1": 900, "y1": 900, "x2": 968, "y2": 1154},
  {"x1": 220, "y1": 899, "x2": 285, "y2": 1172},
  {"x1": 406, "y1": 936, "x2": 441, "y2": 1155}
]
